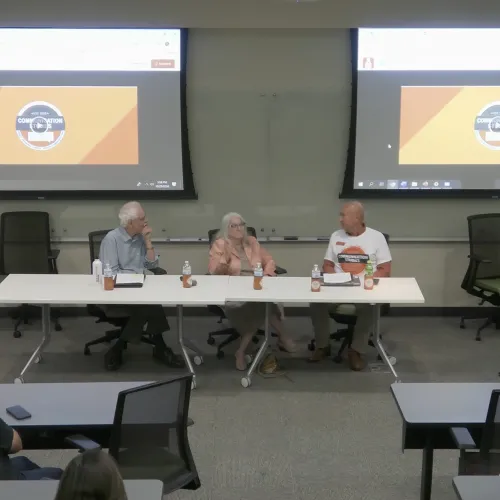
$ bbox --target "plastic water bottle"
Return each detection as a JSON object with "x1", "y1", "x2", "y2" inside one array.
[
  {"x1": 182, "y1": 261, "x2": 192, "y2": 288},
  {"x1": 103, "y1": 263, "x2": 114, "y2": 291},
  {"x1": 311, "y1": 264, "x2": 321, "y2": 292},
  {"x1": 253, "y1": 262, "x2": 263, "y2": 290},
  {"x1": 364, "y1": 260, "x2": 374, "y2": 290},
  {"x1": 92, "y1": 258, "x2": 102, "y2": 283}
]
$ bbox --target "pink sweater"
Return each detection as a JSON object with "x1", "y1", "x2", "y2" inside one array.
[{"x1": 208, "y1": 236, "x2": 276, "y2": 276}]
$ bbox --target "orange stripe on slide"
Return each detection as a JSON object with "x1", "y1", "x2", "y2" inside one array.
[
  {"x1": 399, "y1": 86, "x2": 463, "y2": 150},
  {"x1": 79, "y1": 107, "x2": 139, "y2": 165}
]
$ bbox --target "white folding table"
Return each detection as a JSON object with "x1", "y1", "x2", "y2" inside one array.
[
  {"x1": 0, "y1": 274, "x2": 229, "y2": 388},
  {"x1": 226, "y1": 276, "x2": 425, "y2": 387}
]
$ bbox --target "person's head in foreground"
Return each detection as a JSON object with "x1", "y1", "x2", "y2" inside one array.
[
  {"x1": 118, "y1": 201, "x2": 147, "y2": 237},
  {"x1": 221, "y1": 212, "x2": 248, "y2": 244},
  {"x1": 54, "y1": 449, "x2": 128, "y2": 500},
  {"x1": 339, "y1": 201, "x2": 366, "y2": 236}
]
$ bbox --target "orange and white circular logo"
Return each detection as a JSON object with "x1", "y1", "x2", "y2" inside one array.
[
  {"x1": 474, "y1": 102, "x2": 500, "y2": 151},
  {"x1": 16, "y1": 101, "x2": 65, "y2": 151},
  {"x1": 338, "y1": 246, "x2": 368, "y2": 275}
]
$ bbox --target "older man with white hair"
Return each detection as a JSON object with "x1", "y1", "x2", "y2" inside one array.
[
  {"x1": 99, "y1": 201, "x2": 184, "y2": 371},
  {"x1": 309, "y1": 201, "x2": 392, "y2": 371}
]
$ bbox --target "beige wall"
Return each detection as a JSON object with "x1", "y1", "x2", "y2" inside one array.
[{"x1": 55, "y1": 240, "x2": 472, "y2": 308}]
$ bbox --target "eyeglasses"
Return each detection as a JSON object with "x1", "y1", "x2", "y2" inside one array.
[{"x1": 229, "y1": 223, "x2": 246, "y2": 229}]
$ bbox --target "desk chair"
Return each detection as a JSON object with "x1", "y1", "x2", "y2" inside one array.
[
  {"x1": 84, "y1": 230, "x2": 161, "y2": 363},
  {"x1": 67, "y1": 376, "x2": 200, "y2": 495},
  {"x1": 460, "y1": 214, "x2": 500, "y2": 341},
  {"x1": 0, "y1": 211, "x2": 62, "y2": 338},
  {"x1": 206, "y1": 227, "x2": 283, "y2": 359},
  {"x1": 308, "y1": 233, "x2": 393, "y2": 363},
  {"x1": 451, "y1": 389, "x2": 500, "y2": 475}
]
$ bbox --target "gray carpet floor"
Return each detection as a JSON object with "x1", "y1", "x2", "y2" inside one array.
[{"x1": 1, "y1": 313, "x2": 498, "y2": 500}]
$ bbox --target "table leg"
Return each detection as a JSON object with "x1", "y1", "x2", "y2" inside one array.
[
  {"x1": 372, "y1": 304, "x2": 400, "y2": 381},
  {"x1": 177, "y1": 305, "x2": 197, "y2": 389},
  {"x1": 15, "y1": 304, "x2": 52, "y2": 384},
  {"x1": 420, "y1": 436, "x2": 434, "y2": 500},
  {"x1": 241, "y1": 302, "x2": 270, "y2": 388}
]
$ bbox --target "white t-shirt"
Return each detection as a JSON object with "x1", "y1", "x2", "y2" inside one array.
[{"x1": 324, "y1": 227, "x2": 392, "y2": 276}]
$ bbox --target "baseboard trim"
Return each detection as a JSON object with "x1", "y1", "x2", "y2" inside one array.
[{"x1": 0, "y1": 306, "x2": 495, "y2": 319}]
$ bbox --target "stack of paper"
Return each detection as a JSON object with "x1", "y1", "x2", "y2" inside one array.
[{"x1": 323, "y1": 272, "x2": 352, "y2": 285}]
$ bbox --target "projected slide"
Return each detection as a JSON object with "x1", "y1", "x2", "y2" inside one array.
[
  {"x1": 350, "y1": 28, "x2": 500, "y2": 192},
  {"x1": 0, "y1": 86, "x2": 138, "y2": 165},
  {"x1": 400, "y1": 86, "x2": 500, "y2": 165},
  {"x1": 0, "y1": 27, "x2": 189, "y2": 195}
]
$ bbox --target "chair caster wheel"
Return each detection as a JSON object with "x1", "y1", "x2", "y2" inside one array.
[
  {"x1": 13, "y1": 331, "x2": 22, "y2": 339},
  {"x1": 241, "y1": 377, "x2": 251, "y2": 388},
  {"x1": 207, "y1": 337, "x2": 215, "y2": 346},
  {"x1": 34, "y1": 356, "x2": 41, "y2": 364},
  {"x1": 333, "y1": 355, "x2": 342, "y2": 364},
  {"x1": 84, "y1": 347, "x2": 91, "y2": 356},
  {"x1": 193, "y1": 356, "x2": 203, "y2": 366},
  {"x1": 475, "y1": 337, "x2": 481, "y2": 342},
  {"x1": 54, "y1": 324, "x2": 62, "y2": 332},
  {"x1": 252, "y1": 336, "x2": 259, "y2": 344},
  {"x1": 308, "y1": 341, "x2": 315, "y2": 351},
  {"x1": 244, "y1": 354, "x2": 252, "y2": 364},
  {"x1": 14, "y1": 377, "x2": 24, "y2": 384},
  {"x1": 191, "y1": 379, "x2": 197, "y2": 390},
  {"x1": 216, "y1": 350, "x2": 224, "y2": 360},
  {"x1": 459, "y1": 324, "x2": 465, "y2": 329}
]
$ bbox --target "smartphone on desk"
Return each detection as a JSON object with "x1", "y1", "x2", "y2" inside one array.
[{"x1": 6, "y1": 405, "x2": 31, "y2": 420}]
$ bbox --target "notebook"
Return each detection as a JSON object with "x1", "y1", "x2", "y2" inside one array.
[{"x1": 115, "y1": 273, "x2": 146, "y2": 288}]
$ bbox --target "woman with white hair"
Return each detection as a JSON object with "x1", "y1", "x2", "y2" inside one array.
[{"x1": 209, "y1": 212, "x2": 295, "y2": 371}]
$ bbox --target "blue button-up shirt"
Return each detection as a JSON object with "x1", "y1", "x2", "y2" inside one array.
[{"x1": 99, "y1": 226, "x2": 159, "y2": 274}]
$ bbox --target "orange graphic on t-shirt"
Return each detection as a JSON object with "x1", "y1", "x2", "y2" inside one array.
[{"x1": 338, "y1": 245, "x2": 367, "y2": 275}]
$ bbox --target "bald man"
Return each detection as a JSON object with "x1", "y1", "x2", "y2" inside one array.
[{"x1": 309, "y1": 202, "x2": 392, "y2": 370}]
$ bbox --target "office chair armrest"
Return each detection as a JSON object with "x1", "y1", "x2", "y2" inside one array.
[
  {"x1": 450, "y1": 427, "x2": 476, "y2": 450},
  {"x1": 48, "y1": 249, "x2": 60, "y2": 260},
  {"x1": 65, "y1": 434, "x2": 102, "y2": 452},
  {"x1": 468, "y1": 254, "x2": 492, "y2": 264},
  {"x1": 150, "y1": 267, "x2": 167, "y2": 276},
  {"x1": 275, "y1": 266, "x2": 287, "y2": 275}
]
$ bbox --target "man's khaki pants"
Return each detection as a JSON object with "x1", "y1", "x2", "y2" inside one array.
[{"x1": 309, "y1": 303, "x2": 373, "y2": 354}]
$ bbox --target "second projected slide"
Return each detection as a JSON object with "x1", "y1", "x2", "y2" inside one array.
[
  {"x1": 1, "y1": 86, "x2": 138, "y2": 165},
  {"x1": 400, "y1": 86, "x2": 500, "y2": 165}
]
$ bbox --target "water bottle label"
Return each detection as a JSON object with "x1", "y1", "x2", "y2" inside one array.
[
  {"x1": 365, "y1": 278, "x2": 374, "y2": 288},
  {"x1": 254, "y1": 270, "x2": 263, "y2": 277},
  {"x1": 311, "y1": 280, "x2": 321, "y2": 290}
]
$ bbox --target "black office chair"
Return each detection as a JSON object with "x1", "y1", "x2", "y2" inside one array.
[
  {"x1": 206, "y1": 227, "x2": 284, "y2": 359},
  {"x1": 451, "y1": 389, "x2": 500, "y2": 475},
  {"x1": 84, "y1": 230, "x2": 163, "y2": 359},
  {"x1": 67, "y1": 376, "x2": 200, "y2": 495},
  {"x1": 459, "y1": 214, "x2": 500, "y2": 341},
  {"x1": 308, "y1": 233, "x2": 391, "y2": 363},
  {"x1": 0, "y1": 211, "x2": 62, "y2": 338}
]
